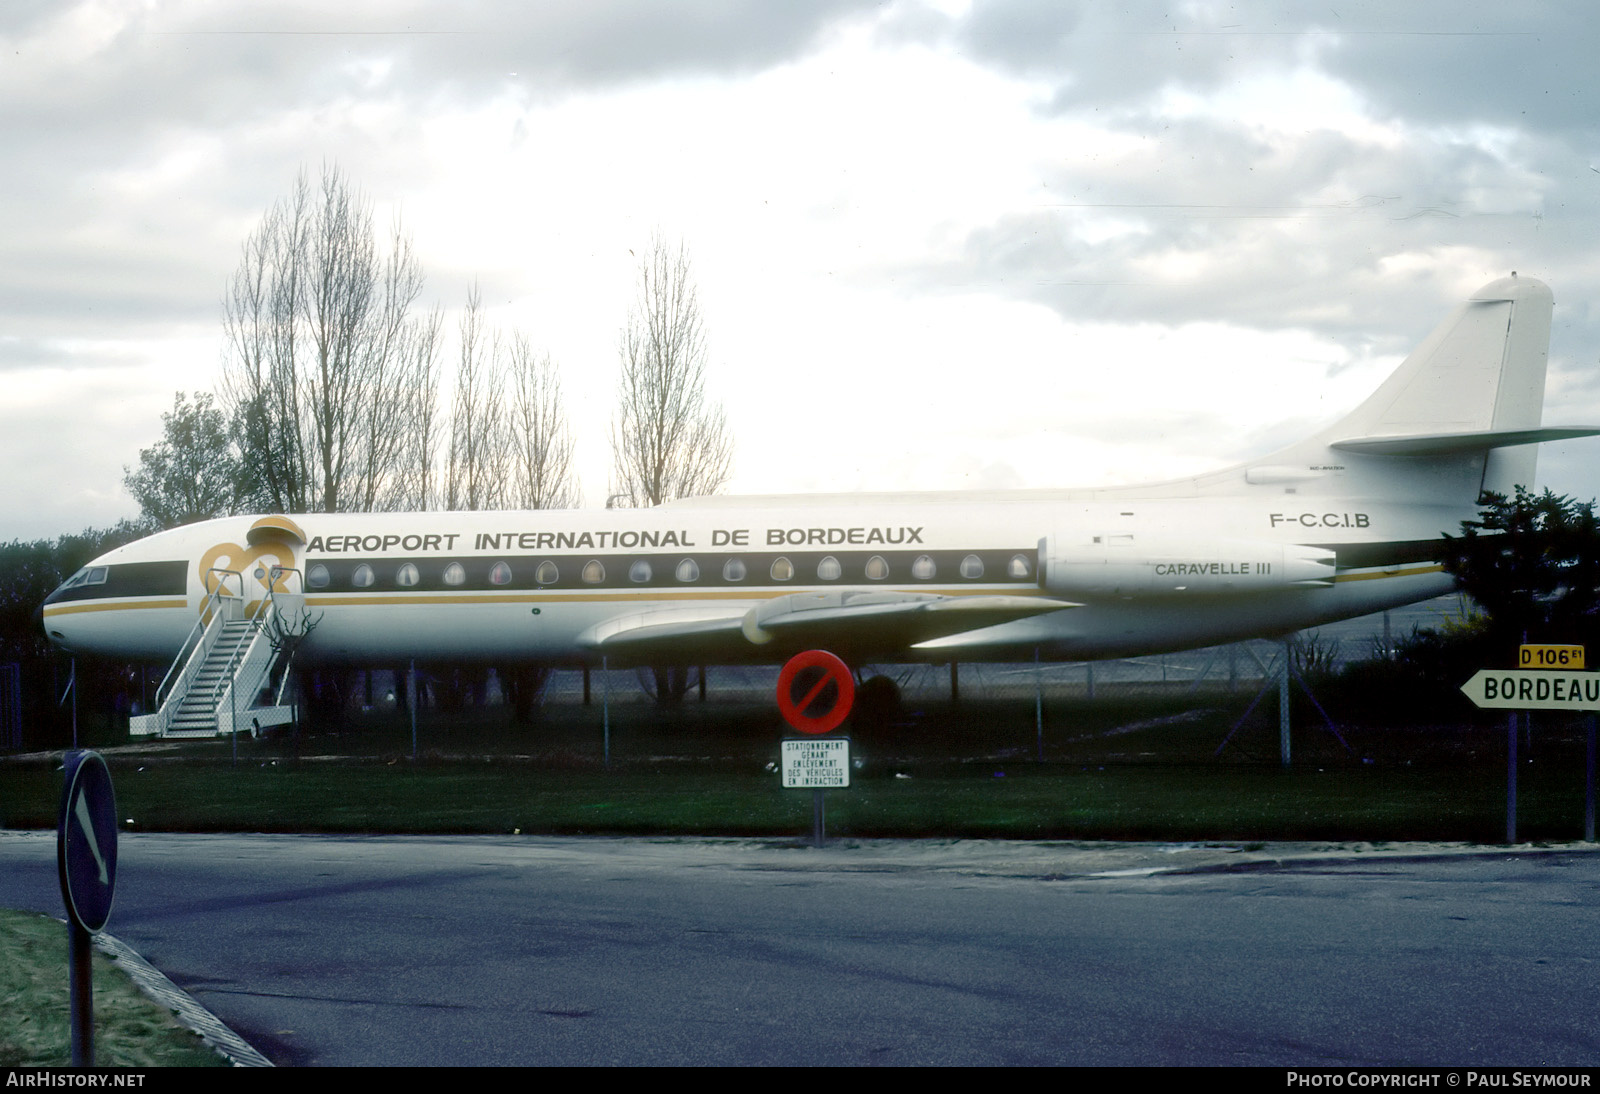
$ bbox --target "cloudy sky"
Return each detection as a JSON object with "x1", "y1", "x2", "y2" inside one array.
[{"x1": 5, "y1": 0, "x2": 1600, "y2": 540}]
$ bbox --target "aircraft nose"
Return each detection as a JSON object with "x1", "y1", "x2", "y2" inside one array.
[{"x1": 34, "y1": 602, "x2": 63, "y2": 652}]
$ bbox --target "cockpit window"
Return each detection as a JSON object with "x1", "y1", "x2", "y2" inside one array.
[{"x1": 59, "y1": 567, "x2": 109, "y2": 591}]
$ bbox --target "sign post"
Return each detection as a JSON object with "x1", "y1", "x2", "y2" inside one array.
[
  {"x1": 777, "y1": 651, "x2": 855, "y2": 846},
  {"x1": 56, "y1": 750, "x2": 118, "y2": 1067},
  {"x1": 1461, "y1": 652, "x2": 1598, "y2": 844}
]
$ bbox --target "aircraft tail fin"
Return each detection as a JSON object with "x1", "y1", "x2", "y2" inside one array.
[{"x1": 1311, "y1": 274, "x2": 1592, "y2": 496}]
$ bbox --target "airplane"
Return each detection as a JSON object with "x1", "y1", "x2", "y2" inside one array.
[{"x1": 39, "y1": 274, "x2": 1600, "y2": 735}]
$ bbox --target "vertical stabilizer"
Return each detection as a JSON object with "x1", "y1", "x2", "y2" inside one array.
[
  {"x1": 1310, "y1": 275, "x2": 1553, "y2": 497},
  {"x1": 1333, "y1": 275, "x2": 1551, "y2": 444}
]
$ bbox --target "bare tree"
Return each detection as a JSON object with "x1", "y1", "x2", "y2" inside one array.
[
  {"x1": 381, "y1": 306, "x2": 445, "y2": 511},
  {"x1": 445, "y1": 285, "x2": 510, "y2": 511},
  {"x1": 611, "y1": 236, "x2": 733, "y2": 507},
  {"x1": 221, "y1": 166, "x2": 432, "y2": 513},
  {"x1": 508, "y1": 333, "x2": 578, "y2": 509}
]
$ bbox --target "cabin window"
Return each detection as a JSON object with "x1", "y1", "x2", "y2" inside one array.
[
  {"x1": 582, "y1": 560, "x2": 605, "y2": 584},
  {"x1": 865, "y1": 555, "x2": 889, "y2": 580},
  {"x1": 396, "y1": 563, "x2": 420, "y2": 587},
  {"x1": 911, "y1": 555, "x2": 936, "y2": 580},
  {"x1": 816, "y1": 556, "x2": 841, "y2": 581},
  {"x1": 676, "y1": 559, "x2": 700, "y2": 582},
  {"x1": 443, "y1": 562, "x2": 466, "y2": 586},
  {"x1": 723, "y1": 558, "x2": 747, "y2": 581},
  {"x1": 629, "y1": 560, "x2": 653, "y2": 583},
  {"x1": 535, "y1": 561, "x2": 558, "y2": 585},
  {"x1": 489, "y1": 561, "x2": 513, "y2": 586},
  {"x1": 960, "y1": 554, "x2": 984, "y2": 579},
  {"x1": 770, "y1": 557, "x2": 794, "y2": 581},
  {"x1": 352, "y1": 564, "x2": 376, "y2": 588},
  {"x1": 1008, "y1": 553, "x2": 1032, "y2": 579},
  {"x1": 307, "y1": 564, "x2": 330, "y2": 589}
]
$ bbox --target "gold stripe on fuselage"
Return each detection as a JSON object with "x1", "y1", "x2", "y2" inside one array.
[
  {"x1": 303, "y1": 585, "x2": 1058, "y2": 608},
  {"x1": 42, "y1": 598, "x2": 188, "y2": 617},
  {"x1": 39, "y1": 565, "x2": 1444, "y2": 617}
]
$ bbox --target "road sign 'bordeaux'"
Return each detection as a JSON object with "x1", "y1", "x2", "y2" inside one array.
[
  {"x1": 57, "y1": 750, "x2": 118, "y2": 933},
  {"x1": 777, "y1": 650, "x2": 855, "y2": 734},
  {"x1": 1461, "y1": 669, "x2": 1600, "y2": 712}
]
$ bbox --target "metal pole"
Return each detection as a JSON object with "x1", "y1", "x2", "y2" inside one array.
[
  {"x1": 1585, "y1": 715, "x2": 1595, "y2": 843},
  {"x1": 1507, "y1": 712, "x2": 1518, "y2": 844},
  {"x1": 812, "y1": 788, "x2": 825, "y2": 847},
  {"x1": 1034, "y1": 647, "x2": 1043, "y2": 763},
  {"x1": 69, "y1": 920, "x2": 93, "y2": 1067},
  {"x1": 233, "y1": 642, "x2": 243, "y2": 763},
  {"x1": 1280, "y1": 636, "x2": 1292, "y2": 769}
]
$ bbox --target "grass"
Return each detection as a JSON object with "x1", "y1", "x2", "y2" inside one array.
[
  {"x1": 0, "y1": 909, "x2": 227, "y2": 1067},
  {"x1": 0, "y1": 693, "x2": 1591, "y2": 842}
]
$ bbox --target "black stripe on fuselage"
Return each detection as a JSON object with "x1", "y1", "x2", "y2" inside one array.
[
  {"x1": 305, "y1": 549, "x2": 1037, "y2": 594},
  {"x1": 43, "y1": 560, "x2": 188, "y2": 606},
  {"x1": 1312, "y1": 539, "x2": 1445, "y2": 569}
]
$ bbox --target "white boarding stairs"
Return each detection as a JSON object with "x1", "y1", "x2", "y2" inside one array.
[{"x1": 130, "y1": 588, "x2": 298, "y2": 739}]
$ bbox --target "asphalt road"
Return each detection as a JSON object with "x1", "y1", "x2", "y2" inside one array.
[{"x1": 1, "y1": 832, "x2": 1596, "y2": 1066}]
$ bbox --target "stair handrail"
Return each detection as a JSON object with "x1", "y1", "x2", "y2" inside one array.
[
  {"x1": 249, "y1": 566, "x2": 304, "y2": 630},
  {"x1": 217, "y1": 566, "x2": 306, "y2": 725},
  {"x1": 152, "y1": 568, "x2": 243, "y2": 710}
]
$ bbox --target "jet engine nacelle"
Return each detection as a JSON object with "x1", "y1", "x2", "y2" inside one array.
[{"x1": 1041, "y1": 535, "x2": 1337, "y2": 598}]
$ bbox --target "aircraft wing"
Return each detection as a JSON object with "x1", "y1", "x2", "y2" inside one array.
[{"x1": 578, "y1": 590, "x2": 1077, "y2": 665}]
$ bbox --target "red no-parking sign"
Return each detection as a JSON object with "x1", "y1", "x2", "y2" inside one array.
[{"x1": 776, "y1": 650, "x2": 855, "y2": 734}]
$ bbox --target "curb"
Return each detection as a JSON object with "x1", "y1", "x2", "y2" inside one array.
[{"x1": 94, "y1": 929, "x2": 273, "y2": 1067}]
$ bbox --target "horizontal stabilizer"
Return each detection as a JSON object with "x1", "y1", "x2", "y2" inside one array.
[{"x1": 1330, "y1": 426, "x2": 1600, "y2": 456}]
